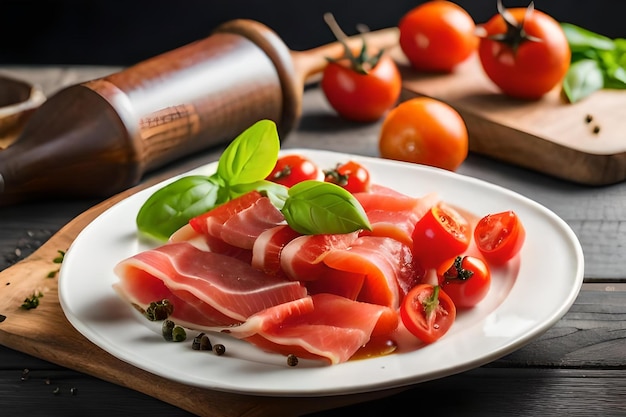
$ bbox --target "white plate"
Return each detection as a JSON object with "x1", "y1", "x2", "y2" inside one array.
[{"x1": 58, "y1": 149, "x2": 584, "y2": 397}]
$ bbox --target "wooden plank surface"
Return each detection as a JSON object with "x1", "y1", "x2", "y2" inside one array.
[
  {"x1": 399, "y1": 55, "x2": 626, "y2": 186},
  {"x1": 1, "y1": 67, "x2": 626, "y2": 417}
]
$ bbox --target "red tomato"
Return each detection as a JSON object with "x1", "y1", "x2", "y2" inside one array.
[
  {"x1": 379, "y1": 97, "x2": 469, "y2": 171},
  {"x1": 400, "y1": 284, "x2": 456, "y2": 344},
  {"x1": 474, "y1": 210, "x2": 526, "y2": 265},
  {"x1": 324, "y1": 160, "x2": 371, "y2": 193},
  {"x1": 266, "y1": 154, "x2": 321, "y2": 187},
  {"x1": 399, "y1": 1, "x2": 478, "y2": 72},
  {"x1": 321, "y1": 51, "x2": 402, "y2": 122},
  {"x1": 438, "y1": 256, "x2": 491, "y2": 308},
  {"x1": 411, "y1": 203, "x2": 471, "y2": 269},
  {"x1": 477, "y1": 3, "x2": 571, "y2": 99}
]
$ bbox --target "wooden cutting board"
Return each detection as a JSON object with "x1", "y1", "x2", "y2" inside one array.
[
  {"x1": 398, "y1": 54, "x2": 626, "y2": 186},
  {"x1": 0, "y1": 169, "x2": 406, "y2": 417}
]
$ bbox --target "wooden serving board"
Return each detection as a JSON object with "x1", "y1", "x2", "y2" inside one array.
[
  {"x1": 0, "y1": 169, "x2": 404, "y2": 417},
  {"x1": 398, "y1": 54, "x2": 626, "y2": 186}
]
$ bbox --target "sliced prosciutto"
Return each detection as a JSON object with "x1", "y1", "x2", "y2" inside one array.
[
  {"x1": 189, "y1": 191, "x2": 286, "y2": 250},
  {"x1": 170, "y1": 224, "x2": 252, "y2": 264},
  {"x1": 279, "y1": 231, "x2": 360, "y2": 281},
  {"x1": 355, "y1": 185, "x2": 439, "y2": 247},
  {"x1": 221, "y1": 293, "x2": 398, "y2": 364},
  {"x1": 251, "y1": 224, "x2": 301, "y2": 277},
  {"x1": 322, "y1": 236, "x2": 423, "y2": 309},
  {"x1": 113, "y1": 241, "x2": 308, "y2": 327}
]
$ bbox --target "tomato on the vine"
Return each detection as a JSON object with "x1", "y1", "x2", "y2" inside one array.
[
  {"x1": 477, "y1": 1, "x2": 571, "y2": 99},
  {"x1": 437, "y1": 255, "x2": 491, "y2": 308},
  {"x1": 400, "y1": 284, "x2": 456, "y2": 344},
  {"x1": 324, "y1": 160, "x2": 371, "y2": 193},
  {"x1": 399, "y1": 0, "x2": 479, "y2": 72},
  {"x1": 411, "y1": 203, "x2": 471, "y2": 269},
  {"x1": 320, "y1": 14, "x2": 401, "y2": 122},
  {"x1": 321, "y1": 52, "x2": 401, "y2": 122},
  {"x1": 379, "y1": 97, "x2": 468, "y2": 171},
  {"x1": 474, "y1": 210, "x2": 526, "y2": 265},
  {"x1": 266, "y1": 154, "x2": 321, "y2": 187}
]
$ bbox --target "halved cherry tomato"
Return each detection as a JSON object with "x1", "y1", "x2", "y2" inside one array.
[
  {"x1": 266, "y1": 154, "x2": 321, "y2": 187},
  {"x1": 400, "y1": 284, "x2": 456, "y2": 344},
  {"x1": 378, "y1": 97, "x2": 469, "y2": 171},
  {"x1": 324, "y1": 160, "x2": 371, "y2": 193},
  {"x1": 399, "y1": 0, "x2": 479, "y2": 72},
  {"x1": 438, "y1": 255, "x2": 491, "y2": 308},
  {"x1": 477, "y1": 2, "x2": 571, "y2": 99},
  {"x1": 411, "y1": 203, "x2": 471, "y2": 269},
  {"x1": 474, "y1": 210, "x2": 526, "y2": 265}
]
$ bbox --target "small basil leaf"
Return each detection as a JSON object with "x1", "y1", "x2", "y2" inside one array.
[
  {"x1": 227, "y1": 180, "x2": 289, "y2": 210},
  {"x1": 217, "y1": 119, "x2": 280, "y2": 186},
  {"x1": 562, "y1": 59, "x2": 604, "y2": 103},
  {"x1": 136, "y1": 175, "x2": 220, "y2": 241},
  {"x1": 282, "y1": 180, "x2": 371, "y2": 235},
  {"x1": 561, "y1": 22, "x2": 614, "y2": 53}
]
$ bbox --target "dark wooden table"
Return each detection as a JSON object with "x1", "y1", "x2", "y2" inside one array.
[{"x1": 1, "y1": 67, "x2": 625, "y2": 417}]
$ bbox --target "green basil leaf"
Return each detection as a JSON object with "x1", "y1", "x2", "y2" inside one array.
[
  {"x1": 597, "y1": 49, "x2": 626, "y2": 87},
  {"x1": 226, "y1": 179, "x2": 289, "y2": 210},
  {"x1": 562, "y1": 59, "x2": 604, "y2": 103},
  {"x1": 281, "y1": 180, "x2": 371, "y2": 235},
  {"x1": 136, "y1": 175, "x2": 220, "y2": 241},
  {"x1": 217, "y1": 119, "x2": 280, "y2": 186},
  {"x1": 561, "y1": 22, "x2": 614, "y2": 53}
]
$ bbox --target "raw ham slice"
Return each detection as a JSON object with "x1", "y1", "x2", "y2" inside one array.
[
  {"x1": 221, "y1": 293, "x2": 398, "y2": 364},
  {"x1": 355, "y1": 185, "x2": 439, "y2": 246},
  {"x1": 279, "y1": 231, "x2": 360, "y2": 281},
  {"x1": 322, "y1": 236, "x2": 423, "y2": 309},
  {"x1": 220, "y1": 196, "x2": 286, "y2": 249},
  {"x1": 170, "y1": 224, "x2": 252, "y2": 264},
  {"x1": 113, "y1": 241, "x2": 308, "y2": 327},
  {"x1": 251, "y1": 224, "x2": 301, "y2": 277},
  {"x1": 189, "y1": 191, "x2": 285, "y2": 250}
]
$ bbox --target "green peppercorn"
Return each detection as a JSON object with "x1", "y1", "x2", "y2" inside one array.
[
  {"x1": 146, "y1": 299, "x2": 174, "y2": 321},
  {"x1": 192, "y1": 333, "x2": 204, "y2": 350},
  {"x1": 200, "y1": 334, "x2": 212, "y2": 351},
  {"x1": 172, "y1": 325, "x2": 187, "y2": 342},
  {"x1": 162, "y1": 319, "x2": 175, "y2": 341}
]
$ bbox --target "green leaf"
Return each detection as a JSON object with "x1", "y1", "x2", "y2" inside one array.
[
  {"x1": 561, "y1": 22, "x2": 614, "y2": 53},
  {"x1": 281, "y1": 180, "x2": 371, "y2": 235},
  {"x1": 562, "y1": 59, "x2": 604, "y2": 103},
  {"x1": 226, "y1": 179, "x2": 289, "y2": 210},
  {"x1": 217, "y1": 119, "x2": 280, "y2": 186},
  {"x1": 136, "y1": 175, "x2": 220, "y2": 241}
]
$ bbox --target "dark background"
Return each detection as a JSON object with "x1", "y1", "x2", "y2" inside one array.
[{"x1": 1, "y1": 0, "x2": 624, "y2": 66}]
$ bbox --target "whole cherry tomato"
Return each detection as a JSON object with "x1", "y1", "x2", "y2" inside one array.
[
  {"x1": 321, "y1": 52, "x2": 402, "y2": 122},
  {"x1": 266, "y1": 154, "x2": 321, "y2": 187},
  {"x1": 324, "y1": 160, "x2": 371, "y2": 193},
  {"x1": 474, "y1": 210, "x2": 526, "y2": 265},
  {"x1": 400, "y1": 284, "x2": 456, "y2": 344},
  {"x1": 438, "y1": 255, "x2": 491, "y2": 308},
  {"x1": 477, "y1": 1, "x2": 571, "y2": 99},
  {"x1": 379, "y1": 97, "x2": 469, "y2": 171},
  {"x1": 399, "y1": 1, "x2": 479, "y2": 72},
  {"x1": 411, "y1": 203, "x2": 471, "y2": 270}
]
